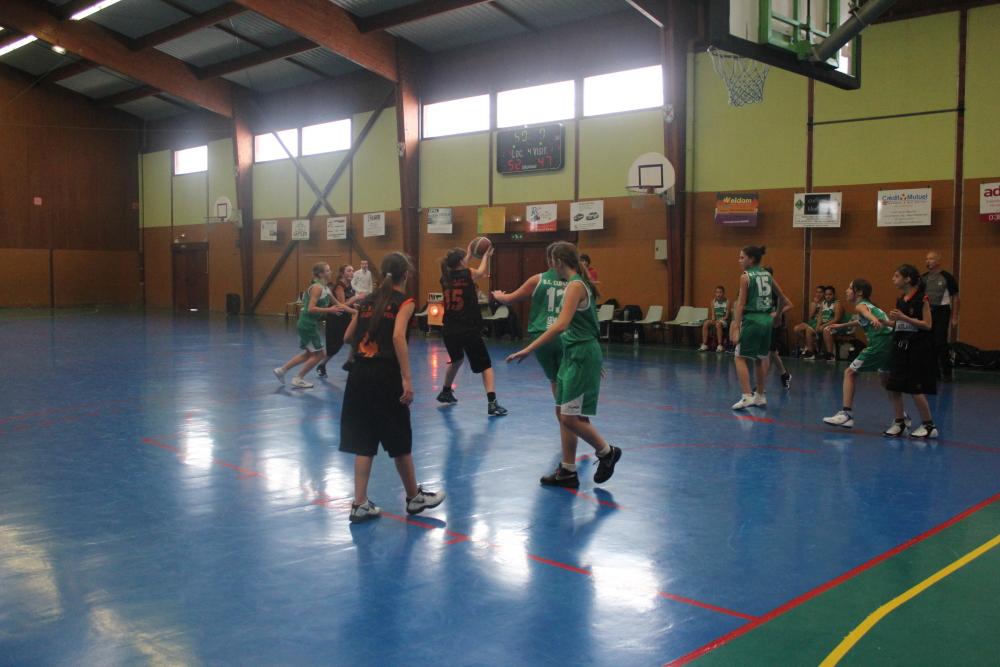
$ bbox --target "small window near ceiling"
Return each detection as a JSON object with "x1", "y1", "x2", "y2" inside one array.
[
  {"x1": 254, "y1": 128, "x2": 298, "y2": 163},
  {"x1": 174, "y1": 145, "x2": 207, "y2": 175},
  {"x1": 497, "y1": 80, "x2": 574, "y2": 129},
  {"x1": 583, "y1": 65, "x2": 664, "y2": 117},
  {"x1": 423, "y1": 94, "x2": 490, "y2": 138},
  {"x1": 302, "y1": 119, "x2": 352, "y2": 156}
]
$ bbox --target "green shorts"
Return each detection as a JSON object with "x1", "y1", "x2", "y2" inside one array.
[
  {"x1": 557, "y1": 339, "x2": 602, "y2": 417},
  {"x1": 735, "y1": 313, "x2": 772, "y2": 360},
  {"x1": 850, "y1": 339, "x2": 890, "y2": 373},
  {"x1": 298, "y1": 322, "x2": 324, "y2": 352},
  {"x1": 532, "y1": 336, "x2": 563, "y2": 383},
  {"x1": 807, "y1": 318, "x2": 817, "y2": 329}
]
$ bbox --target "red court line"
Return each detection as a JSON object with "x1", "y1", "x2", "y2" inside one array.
[
  {"x1": 657, "y1": 592, "x2": 757, "y2": 622},
  {"x1": 562, "y1": 487, "x2": 623, "y2": 508},
  {"x1": 141, "y1": 437, "x2": 266, "y2": 478},
  {"x1": 664, "y1": 488, "x2": 1000, "y2": 666},
  {"x1": 527, "y1": 553, "x2": 593, "y2": 576}
]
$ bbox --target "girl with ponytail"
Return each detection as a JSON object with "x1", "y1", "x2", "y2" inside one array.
[
  {"x1": 273, "y1": 262, "x2": 345, "y2": 389},
  {"x1": 436, "y1": 240, "x2": 508, "y2": 416},
  {"x1": 507, "y1": 241, "x2": 622, "y2": 487},
  {"x1": 339, "y1": 252, "x2": 446, "y2": 523}
]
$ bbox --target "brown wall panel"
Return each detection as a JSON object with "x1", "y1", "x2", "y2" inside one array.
[
  {"x1": 253, "y1": 219, "x2": 305, "y2": 317},
  {"x1": 811, "y1": 181, "x2": 955, "y2": 320},
  {"x1": 0, "y1": 249, "x2": 51, "y2": 307},
  {"x1": 960, "y1": 177, "x2": 1000, "y2": 349},
  {"x1": 53, "y1": 250, "x2": 140, "y2": 306},
  {"x1": 689, "y1": 189, "x2": 806, "y2": 325},
  {"x1": 143, "y1": 227, "x2": 173, "y2": 308},
  {"x1": 208, "y1": 222, "x2": 245, "y2": 312}
]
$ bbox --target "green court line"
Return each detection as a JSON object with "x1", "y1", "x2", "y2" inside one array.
[{"x1": 690, "y1": 501, "x2": 1000, "y2": 666}]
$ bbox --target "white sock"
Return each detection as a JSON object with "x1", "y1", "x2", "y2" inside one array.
[
  {"x1": 560, "y1": 462, "x2": 577, "y2": 472},
  {"x1": 596, "y1": 445, "x2": 612, "y2": 458}
]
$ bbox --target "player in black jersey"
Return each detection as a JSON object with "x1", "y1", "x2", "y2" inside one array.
[
  {"x1": 339, "y1": 252, "x2": 445, "y2": 522},
  {"x1": 436, "y1": 241, "x2": 508, "y2": 416}
]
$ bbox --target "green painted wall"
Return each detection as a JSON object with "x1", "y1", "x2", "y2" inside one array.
[
  {"x1": 493, "y1": 123, "x2": 575, "y2": 204},
  {"x1": 964, "y1": 4, "x2": 1000, "y2": 178},
  {"x1": 814, "y1": 13, "x2": 959, "y2": 122},
  {"x1": 298, "y1": 152, "x2": 351, "y2": 216},
  {"x1": 352, "y1": 109, "x2": 401, "y2": 213},
  {"x1": 691, "y1": 52, "x2": 807, "y2": 192},
  {"x1": 579, "y1": 109, "x2": 664, "y2": 199},
  {"x1": 141, "y1": 151, "x2": 171, "y2": 229},
  {"x1": 208, "y1": 139, "x2": 236, "y2": 211},
  {"x1": 419, "y1": 132, "x2": 490, "y2": 207},
  {"x1": 252, "y1": 160, "x2": 297, "y2": 219},
  {"x1": 814, "y1": 113, "x2": 957, "y2": 186},
  {"x1": 172, "y1": 173, "x2": 208, "y2": 227}
]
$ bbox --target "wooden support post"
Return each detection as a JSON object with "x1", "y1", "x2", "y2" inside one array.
[
  {"x1": 233, "y1": 96, "x2": 255, "y2": 313},
  {"x1": 396, "y1": 43, "x2": 422, "y2": 279}
]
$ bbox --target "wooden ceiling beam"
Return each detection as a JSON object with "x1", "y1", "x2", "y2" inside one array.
[
  {"x1": 196, "y1": 37, "x2": 315, "y2": 79},
  {"x1": 354, "y1": 0, "x2": 492, "y2": 33},
  {"x1": 130, "y1": 2, "x2": 246, "y2": 51},
  {"x1": 0, "y1": 0, "x2": 235, "y2": 117},
  {"x1": 233, "y1": 0, "x2": 398, "y2": 82}
]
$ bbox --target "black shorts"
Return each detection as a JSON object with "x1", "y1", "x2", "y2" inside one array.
[
  {"x1": 339, "y1": 360, "x2": 412, "y2": 458},
  {"x1": 443, "y1": 328, "x2": 492, "y2": 374},
  {"x1": 885, "y1": 336, "x2": 937, "y2": 395}
]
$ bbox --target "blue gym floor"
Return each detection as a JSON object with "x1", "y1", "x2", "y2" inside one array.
[{"x1": 2, "y1": 309, "x2": 999, "y2": 666}]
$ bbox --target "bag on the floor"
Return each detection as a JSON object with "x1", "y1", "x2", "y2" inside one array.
[{"x1": 950, "y1": 342, "x2": 1000, "y2": 370}]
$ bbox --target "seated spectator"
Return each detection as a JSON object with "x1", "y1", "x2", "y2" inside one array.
[
  {"x1": 580, "y1": 254, "x2": 599, "y2": 282},
  {"x1": 793, "y1": 285, "x2": 827, "y2": 358},
  {"x1": 699, "y1": 286, "x2": 730, "y2": 352},
  {"x1": 803, "y1": 286, "x2": 843, "y2": 361}
]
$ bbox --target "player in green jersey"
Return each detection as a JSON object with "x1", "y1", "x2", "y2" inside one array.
[
  {"x1": 731, "y1": 245, "x2": 792, "y2": 410},
  {"x1": 506, "y1": 242, "x2": 621, "y2": 487},
  {"x1": 698, "y1": 286, "x2": 730, "y2": 352},
  {"x1": 492, "y1": 244, "x2": 578, "y2": 480},
  {"x1": 822, "y1": 279, "x2": 895, "y2": 428},
  {"x1": 274, "y1": 262, "x2": 346, "y2": 389}
]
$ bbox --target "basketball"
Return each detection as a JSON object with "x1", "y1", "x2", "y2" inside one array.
[{"x1": 470, "y1": 236, "x2": 492, "y2": 259}]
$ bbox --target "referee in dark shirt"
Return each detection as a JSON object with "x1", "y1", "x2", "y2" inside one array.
[{"x1": 922, "y1": 251, "x2": 960, "y2": 382}]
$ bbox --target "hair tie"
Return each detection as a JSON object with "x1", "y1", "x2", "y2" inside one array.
[{"x1": 385, "y1": 272, "x2": 392, "y2": 279}]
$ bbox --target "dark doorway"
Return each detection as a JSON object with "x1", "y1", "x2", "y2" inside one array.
[
  {"x1": 172, "y1": 243, "x2": 209, "y2": 311},
  {"x1": 490, "y1": 235, "x2": 579, "y2": 334}
]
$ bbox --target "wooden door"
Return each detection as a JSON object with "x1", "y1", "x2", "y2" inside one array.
[
  {"x1": 172, "y1": 243, "x2": 209, "y2": 311},
  {"x1": 490, "y1": 242, "x2": 551, "y2": 333}
]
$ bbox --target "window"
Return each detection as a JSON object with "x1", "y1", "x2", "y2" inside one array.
[
  {"x1": 583, "y1": 65, "x2": 663, "y2": 117},
  {"x1": 173, "y1": 145, "x2": 207, "y2": 175},
  {"x1": 497, "y1": 81, "x2": 574, "y2": 129},
  {"x1": 254, "y1": 128, "x2": 298, "y2": 163},
  {"x1": 302, "y1": 118, "x2": 351, "y2": 156},
  {"x1": 423, "y1": 94, "x2": 490, "y2": 138}
]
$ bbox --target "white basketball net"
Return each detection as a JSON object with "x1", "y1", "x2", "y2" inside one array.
[{"x1": 708, "y1": 47, "x2": 770, "y2": 107}]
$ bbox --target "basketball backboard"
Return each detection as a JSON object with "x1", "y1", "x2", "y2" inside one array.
[{"x1": 709, "y1": 0, "x2": 862, "y2": 90}]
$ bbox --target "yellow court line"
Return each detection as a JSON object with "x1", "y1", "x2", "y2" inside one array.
[{"x1": 821, "y1": 532, "x2": 1000, "y2": 667}]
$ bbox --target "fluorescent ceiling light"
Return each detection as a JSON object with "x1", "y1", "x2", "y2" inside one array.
[
  {"x1": 70, "y1": 0, "x2": 124, "y2": 21},
  {"x1": 52, "y1": 45, "x2": 67, "y2": 55},
  {"x1": 0, "y1": 35, "x2": 38, "y2": 57}
]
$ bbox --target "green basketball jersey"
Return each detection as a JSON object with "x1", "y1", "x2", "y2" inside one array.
[
  {"x1": 561, "y1": 275, "x2": 599, "y2": 345},
  {"x1": 297, "y1": 280, "x2": 332, "y2": 327},
  {"x1": 528, "y1": 269, "x2": 568, "y2": 336},
  {"x1": 819, "y1": 299, "x2": 838, "y2": 324},
  {"x1": 743, "y1": 266, "x2": 774, "y2": 314},
  {"x1": 713, "y1": 298, "x2": 728, "y2": 320},
  {"x1": 856, "y1": 300, "x2": 892, "y2": 342}
]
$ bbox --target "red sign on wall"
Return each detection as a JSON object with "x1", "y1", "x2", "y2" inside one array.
[{"x1": 33, "y1": 196, "x2": 42, "y2": 206}]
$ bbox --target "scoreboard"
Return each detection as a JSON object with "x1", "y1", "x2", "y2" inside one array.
[{"x1": 496, "y1": 123, "x2": 564, "y2": 174}]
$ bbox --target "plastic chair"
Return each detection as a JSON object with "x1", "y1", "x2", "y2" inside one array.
[
  {"x1": 482, "y1": 305, "x2": 509, "y2": 337},
  {"x1": 597, "y1": 304, "x2": 615, "y2": 340}
]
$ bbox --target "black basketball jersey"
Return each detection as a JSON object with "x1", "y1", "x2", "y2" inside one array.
[
  {"x1": 442, "y1": 268, "x2": 482, "y2": 331},
  {"x1": 893, "y1": 287, "x2": 929, "y2": 340},
  {"x1": 355, "y1": 291, "x2": 412, "y2": 364}
]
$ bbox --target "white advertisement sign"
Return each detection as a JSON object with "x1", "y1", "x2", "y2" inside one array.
[
  {"x1": 526, "y1": 203, "x2": 558, "y2": 232},
  {"x1": 260, "y1": 219, "x2": 277, "y2": 241},
  {"x1": 877, "y1": 188, "x2": 932, "y2": 227},
  {"x1": 291, "y1": 219, "x2": 310, "y2": 240},
  {"x1": 363, "y1": 212, "x2": 386, "y2": 238},
  {"x1": 570, "y1": 200, "x2": 604, "y2": 231},
  {"x1": 980, "y1": 182, "x2": 1000, "y2": 223},
  {"x1": 428, "y1": 207, "x2": 453, "y2": 234},
  {"x1": 327, "y1": 216, "x2": 347, "y2": 240},
  {"x1": 793, "y1": 192, "x2": 842, "y2": 228}
]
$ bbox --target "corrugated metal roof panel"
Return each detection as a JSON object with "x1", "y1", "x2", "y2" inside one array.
[
  {"x1": 288, "y1": 48, "x2": 360, "y2": 78},
  {"x1": 388, "y1": 3, "x2": 525, "y2": 52},
  {"x1": 330, "y1": 0, "x2": 418, "y2": 19},
  {"x1": 0, "y1": 40, "x2": 75, "y2": 76},
  {"x1": 87, "y1": 0, "x2": 190, "y2": 39},
  {"x1": 116, "y1": 95, "x2": 188, "y2": 120},
  {"x1": 224, "y1": 12, "x2": 299, "y2": 48},
  {"x1": 56, "y1": 67, "x2": 140, "y2": 99},
  {"x1": 222, "y1": 59, "x2": 322, "y2": 93},
  {"x1": 496, "y1": 0, "x2": 624, "y2": 27},
  {"x1": 155, "y1": 26, "x2": 256, "y2": 67},
  {"x1": 168, "y1": 0, "x2": 234, "y2": 11}
]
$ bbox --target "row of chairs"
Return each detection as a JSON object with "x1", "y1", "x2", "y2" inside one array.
[{"x1": 599, "y1": 305, "x2": 709, "y2": 343}]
